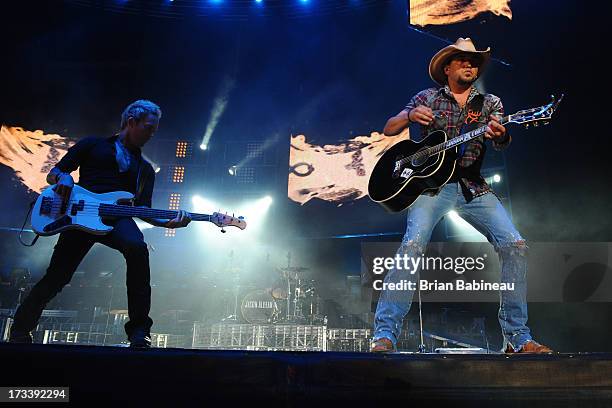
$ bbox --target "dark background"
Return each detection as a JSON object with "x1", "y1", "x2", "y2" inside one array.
[{"x1": 0, "y1": 0, "x2": 610, "y2": 351}]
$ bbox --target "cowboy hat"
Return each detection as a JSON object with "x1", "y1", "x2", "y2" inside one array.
[{"x1": 429, "y1": 37, "x2": 491, "y2": 86}]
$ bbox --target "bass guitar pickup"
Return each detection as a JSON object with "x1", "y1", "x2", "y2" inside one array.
[
  {"x1": 43, "y1": 215, "x2": 72, "y2": 233},
  {"x1": 70, "y1": 200, "x2": 85, "y2": 216}
]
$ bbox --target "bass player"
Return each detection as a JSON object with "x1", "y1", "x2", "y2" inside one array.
[{"x1": 9, "y1": 100, "x2": 191, "y2": 348}]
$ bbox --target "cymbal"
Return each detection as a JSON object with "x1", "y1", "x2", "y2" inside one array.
[
  {"x1": 109, "y1": 309, "x2": 129, "y2": 315},
  {"x1": 278, "y1": 266, "x2": 309, "y2": 272}
]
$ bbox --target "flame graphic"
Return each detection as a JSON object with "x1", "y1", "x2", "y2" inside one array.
[
  {"x1": 288, "y1": 129, "x2": 409, "y2": 205},
  {"x1": 410, "y1": 0, "x2": 512, "y2": 27},
  {"x1": 0, "y1": 125, "x2": 76, "y2": 193}
]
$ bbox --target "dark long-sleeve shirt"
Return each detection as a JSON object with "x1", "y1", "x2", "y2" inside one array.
[{"x1": 55, "y1": 135, "x2": 155, "y2": 207}]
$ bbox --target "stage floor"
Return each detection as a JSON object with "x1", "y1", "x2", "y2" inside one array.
[{"x1": 1, "y1": 343, "x2": 612, "y2": 406}]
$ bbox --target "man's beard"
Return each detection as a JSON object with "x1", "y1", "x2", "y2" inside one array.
[{"x1": 458, "y1": 76, "x2": 476, "y2": 86}]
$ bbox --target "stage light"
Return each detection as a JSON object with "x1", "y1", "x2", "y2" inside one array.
[
  {"x1": 447, "y1": 210, "x2": 460, "y2": 221},
  {"x1": 134, "y1": 219, "x2": 154, "y2": 231},
  {"x1": 493, "y1": 174, "x2": 501, "y2": 183},
  {"x1": 169, "y1": 193, "x2": 182, "y2": 210},
  {"x1": 447, "y1": 211, "x2": 486, "y2": 240},
  {"x1": 200, "y1": 143, "x2": 207, "y2": 151},
  {"x1": 255, "y1": 195, "x2": 273, "y2": 211},
  {"x1": 228, "y1": 165, "x2": 238, "y2": 176},
  {"x1": 176, "y1": 141, "x2": 192, "y2": 158},
  {"x1": 192, "y1": 195, "x2": 218, "y2": 214},
  {"x1": 172, "y1": 166, "x2": 185, "y2": 183},
  {"x1": 235, "y1": 195, "x2": 273, "y2": 233},
  {"x1": 154, "y1": 166, "x2": 161, "y2": 173},
  {"x1": 255, "y1": 0, "x2": 263, "y2": 3}
]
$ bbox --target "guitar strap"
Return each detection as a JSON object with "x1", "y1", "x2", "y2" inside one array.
[
  {"x1": 112, "y1": 134, "x2": 146, "y2": 206},
  {"x1": 135, "y1": 154, "x2": 144, "y2": 205},
  {"x1": 457, "y1": 94, "x2": 485, "y2": 158}
]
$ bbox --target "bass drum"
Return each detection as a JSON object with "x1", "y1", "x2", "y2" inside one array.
[{"x1": 241, "y1": 289, "x2": 279, "y2": 324}]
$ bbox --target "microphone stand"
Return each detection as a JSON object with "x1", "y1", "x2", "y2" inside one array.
[{"x1": 417, "y1": 279, "x2": 426, "y2": 353}]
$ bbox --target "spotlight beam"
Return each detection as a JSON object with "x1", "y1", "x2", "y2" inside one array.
[{"x1": 201, "y1": 75, "x2": 236, "y2": 149}]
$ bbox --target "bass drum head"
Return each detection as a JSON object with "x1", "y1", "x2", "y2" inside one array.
[{"x1": 241, "y1": 289, "x2": 278, "y2": 324}]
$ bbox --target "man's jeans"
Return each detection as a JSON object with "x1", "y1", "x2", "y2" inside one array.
[{"x1": 373, "y1": 182, "x2": 531, "y2": 351}]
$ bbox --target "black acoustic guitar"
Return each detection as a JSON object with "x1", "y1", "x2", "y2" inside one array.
[{"x1": 368, "y1": 95, "x2": 563, "y2": 213}]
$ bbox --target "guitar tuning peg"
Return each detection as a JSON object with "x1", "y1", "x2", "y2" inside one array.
[
  {"x1": 533, "y1": 122, "x2": 539, "y2": 127},
  {"x1": 525, "y1": 124, "x2": 530, "y2": 129},
  {"x1": 544, "y1": 121, "x2": 550, "y2": 126},
  {"x1": 221, "y1": 227, "x2": 226, "y2": 233}
]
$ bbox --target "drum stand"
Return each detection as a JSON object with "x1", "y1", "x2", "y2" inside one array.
[
  {"x1": 222, "y1": 278, "x2": 242, "y2": 322},
  {"x1": 278, "y1": 252, "x2": 312, "y2": 324},
  {"x1": 285, "y1": 277, "x2": 291, "y2": 322},
  {"x1": 223, "y1": 287, "x2": 239, "y2": 321},
  {"x1": 222, "y1": 252, "x2": 240, "y2": 322},
  {"x1": 292, "y1": 279, "x2": 304, "y2": 321},
  {"x1": 285, "y1": 276, "x2": 307, "y2": 323}
]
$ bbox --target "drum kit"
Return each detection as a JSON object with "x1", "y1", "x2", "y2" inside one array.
[{"x1": 224, "y1": 264, "x2": 326, "y2": 326}]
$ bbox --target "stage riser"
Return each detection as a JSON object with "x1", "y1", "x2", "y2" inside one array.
[
  {"x1": 1, "y1": 344, "x2": 611, "y2": 406},
  {"x1": 1, "y1": 320, "x2": 484, "y2": 352},
  {"x1": 192, "y1": 323, "x2": 328, "y2": 351}
]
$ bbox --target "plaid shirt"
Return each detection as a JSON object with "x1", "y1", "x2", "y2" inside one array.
[{"x1": 405, "y1": 85, "x2": 511, "y2": 201}]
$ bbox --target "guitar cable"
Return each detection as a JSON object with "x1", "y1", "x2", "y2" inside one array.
[{"x1": 18, "y1": 200, "x2": 40, "y2": 247}]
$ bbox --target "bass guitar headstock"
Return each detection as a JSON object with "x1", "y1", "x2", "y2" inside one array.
[{"x1": 211, "y1": 212, "x2": 247, "y2": 232}]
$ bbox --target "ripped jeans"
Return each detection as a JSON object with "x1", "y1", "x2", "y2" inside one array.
[{"x1": 373, "y1": 182, "x2": 531, "y2": 351}]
